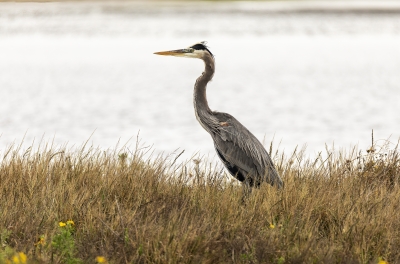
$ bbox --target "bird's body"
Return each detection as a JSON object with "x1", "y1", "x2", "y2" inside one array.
[{"x1": 155, "y1": 42, "x2": 283, "y2": 190}]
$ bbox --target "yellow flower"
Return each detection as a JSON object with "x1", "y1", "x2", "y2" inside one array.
[
  {"x1": 59, "y1": 222, "x2": 66, "y2": 227},
  {"x1": 18, "y1": 253, "x2": 27, "y2": 264},
  {"x1": 35, "y1": 235, "x2": 45, "y2": 246},
  {"x1": 378, "y1": 260, "x2": 388, "y2": 264},
  {"x1": 269, "y1": 223, "x2": 275, "y2": 229},
  {"x1": 12, "y1": 255, "x2": 20, "y2": 264},
  {"x1": 67, "y1": 220, "x2": 75, "y2": 225},
  {"x1": 96, "y1": 256, "x2": 107, "y2": 263},
  {"x1": 11, "y1": 252, "x2": 27, "y2": 264}
]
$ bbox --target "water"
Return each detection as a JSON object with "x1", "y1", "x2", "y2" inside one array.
[{"x1": 1, "y1": 1, "x2": 400, "y2": 161}]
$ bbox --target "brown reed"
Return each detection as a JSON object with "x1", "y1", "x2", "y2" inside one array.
[{"x1": 0, "y1": 138, "x2": 399, "y2": 264}]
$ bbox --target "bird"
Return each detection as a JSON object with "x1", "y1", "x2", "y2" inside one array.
[{"x1": 154, "y1": 42, "x2": 283, "y2": 193}]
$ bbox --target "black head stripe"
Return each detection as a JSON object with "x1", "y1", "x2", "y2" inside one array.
[
  {"x1": 190, "y1": 43, "x2": 214, "y2": 58},
  {"x1": 190, "y1": 43, "x2": 206, "y2": 50}
]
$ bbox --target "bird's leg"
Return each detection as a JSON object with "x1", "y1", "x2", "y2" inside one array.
[{"x1": 241, "y1": 179, "x2": 252, "y2": 203}]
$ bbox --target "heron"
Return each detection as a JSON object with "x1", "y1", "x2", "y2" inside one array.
[{"x1": 154, "y1": 42, "x2": 283, "y2": 193}]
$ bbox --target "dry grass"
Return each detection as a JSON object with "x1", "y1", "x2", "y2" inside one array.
[{"x1": 1, "y1": 138, "x2": 400, "y2": 264}]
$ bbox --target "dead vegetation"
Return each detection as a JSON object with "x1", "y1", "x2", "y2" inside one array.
[{"x1": 0, "y1": 137, "x2": 400, "y2": 263}]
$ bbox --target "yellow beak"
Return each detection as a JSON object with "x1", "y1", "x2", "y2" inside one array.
[{"x1": 154, "y1": 49, "x2": 190, "y2": 56}]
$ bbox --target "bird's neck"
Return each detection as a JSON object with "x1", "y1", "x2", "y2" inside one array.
[{"x1": 193, "y1": 55, "x2": 216, "y2": 133}]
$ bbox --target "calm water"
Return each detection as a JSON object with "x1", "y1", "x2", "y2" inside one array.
[{"x1": 1, "y1": 1, "x2": 400, "y2": 160}]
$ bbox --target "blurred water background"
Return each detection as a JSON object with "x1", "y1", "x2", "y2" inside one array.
[{"x1": 1, "y1": 1, "x2": 400, "y2": 161}]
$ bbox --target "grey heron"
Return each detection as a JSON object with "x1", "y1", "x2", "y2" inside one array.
[{"x1": 154, "y1": 42, "x2": 283, "y2": 191}]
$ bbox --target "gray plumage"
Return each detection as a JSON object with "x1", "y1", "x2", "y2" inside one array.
[{"x1": 155, "y1": 42, "x2": 283, "y2": 190}]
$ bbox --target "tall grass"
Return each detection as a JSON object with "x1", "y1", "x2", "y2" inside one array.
[{"x1": 0, "y1": 138, "x2": 399, "y2": 263}]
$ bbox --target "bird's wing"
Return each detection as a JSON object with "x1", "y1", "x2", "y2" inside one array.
[
  {"x1": 214, "y1": 133, "x2": 259, "y2": 184},
  {"x1": 214, "y1": 146, "x2": 246, "y2": 182},
  {"x1": 211, "y1": 112, "x2": 282, "y2": 187}
]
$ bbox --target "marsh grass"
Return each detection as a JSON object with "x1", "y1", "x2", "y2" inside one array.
[{"x1": 0, "y1": 138, "x2": 400, "y2": 264}]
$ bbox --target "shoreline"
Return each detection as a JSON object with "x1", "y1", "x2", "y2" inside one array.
[{"x1": 2, "y1": 1, "x2": 400, "y2": 14}]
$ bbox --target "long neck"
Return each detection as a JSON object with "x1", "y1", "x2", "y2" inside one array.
[{"x1": 193, "y1": 54, "x2": 216, "y2": 134}]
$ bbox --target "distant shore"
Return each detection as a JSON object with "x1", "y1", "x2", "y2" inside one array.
[{"x1": 3, "y1": 0, "x2": 400, "y2": 14}]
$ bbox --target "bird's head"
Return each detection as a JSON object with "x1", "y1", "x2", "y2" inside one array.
[{"x1": 154, "y1": 41, "x2": 214, "y2": 59}]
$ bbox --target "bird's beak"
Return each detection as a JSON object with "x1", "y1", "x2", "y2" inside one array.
[{"x1": 154, "y1": 48, "x2": 195, "y2": 57}]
